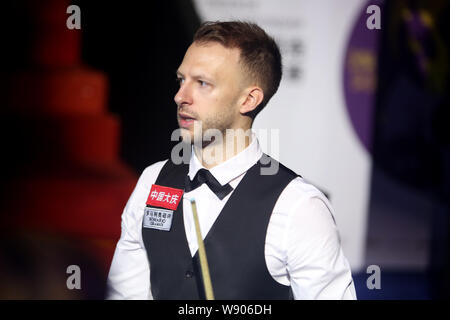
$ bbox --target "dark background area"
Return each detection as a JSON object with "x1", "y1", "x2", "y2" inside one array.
[
  {"x1": 370, "y1": 0, "x2": 450, "y2": 299},
  {"x1": 79, "y1": 0, "x2": 200, "y2": 172},
  {"x1": 0, "y1": 0, "x2": 200, "y2": 299}
]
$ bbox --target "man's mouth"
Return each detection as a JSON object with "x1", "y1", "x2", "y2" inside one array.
[{"x1": 178, "y1": 113, "x2": 196, "y2": 128}]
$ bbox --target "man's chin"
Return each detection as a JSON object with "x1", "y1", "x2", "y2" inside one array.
[{"x1": 179, "y1": 128, "x2": 216, "y2": 148}]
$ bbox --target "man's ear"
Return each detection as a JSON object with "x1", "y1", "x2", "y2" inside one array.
[{"x1": 239, "y1": 87, "x2": 264, "y2": 114}]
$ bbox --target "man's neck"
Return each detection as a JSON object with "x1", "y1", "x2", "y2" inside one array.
[{"x1": 193, "y1": 129, "x2": 252, "y2": 169}]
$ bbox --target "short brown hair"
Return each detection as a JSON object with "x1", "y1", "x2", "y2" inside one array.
[{"x1": 193, "y1": 21, "x2": 282, "y2": 117}]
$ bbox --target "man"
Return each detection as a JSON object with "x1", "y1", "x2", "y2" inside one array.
[{"x1": 107, "y1": 21, "x2": 356, "y2": 300}]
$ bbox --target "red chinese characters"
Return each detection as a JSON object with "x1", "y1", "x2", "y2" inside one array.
[{"x1": 146, "y1": 184, "x2": 184, "y2": 210}]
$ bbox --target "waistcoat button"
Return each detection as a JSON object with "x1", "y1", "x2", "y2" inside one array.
[{"x1": 185, "y1": 270, "x2": 194, "y2": 278}]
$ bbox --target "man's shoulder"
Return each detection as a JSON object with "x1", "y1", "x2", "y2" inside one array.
[
  {"x1": 274, "y1": 160, "x2": 332, "y2": 210},
  {"x1": 269, "y1": 174, "x2": 337, "y2": 230},
  {"x1": 126, "y1": 159, "x2": 170, "y2": 210},
  {"x1": 272, "y1": 158, "x2": 327, "y2": 199},
  {"x1": 138, "y1": 159, "x2": 170, "y2": 185},
  {"x1": 282, "y1": 176, "x2": 327, "y2": 202}
]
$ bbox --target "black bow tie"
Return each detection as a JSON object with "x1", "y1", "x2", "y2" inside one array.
[{"x1": 184, "y1": 169, "x2": 233, "y2": 200}]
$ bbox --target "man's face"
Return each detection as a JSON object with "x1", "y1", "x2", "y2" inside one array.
[{"x1": 174, "y1": 41, "x2": 246, "y2": 144}]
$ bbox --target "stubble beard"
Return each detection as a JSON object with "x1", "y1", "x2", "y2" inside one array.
[{"x1": 181, "y1": 110, "x2": 235, "y2": 149}]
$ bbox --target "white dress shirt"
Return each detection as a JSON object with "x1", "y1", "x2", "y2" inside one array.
[{"x1": 107, "y1": 133, "x2": 357, "y2": 300}]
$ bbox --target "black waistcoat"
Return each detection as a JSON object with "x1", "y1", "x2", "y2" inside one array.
[{"x1": 142, "y1": 154, "x2": 298, "y2": 300}]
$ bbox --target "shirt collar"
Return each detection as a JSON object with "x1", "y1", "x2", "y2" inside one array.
[{"x1": 188, "y1": 130, "x2": 263, "y2": 186}]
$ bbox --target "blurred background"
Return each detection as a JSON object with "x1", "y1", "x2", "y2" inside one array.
[{"x1": 0, "y1": 0, "x2": 448, "y2": 299}]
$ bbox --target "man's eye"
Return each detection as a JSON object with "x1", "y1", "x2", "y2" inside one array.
[
  {"x1": 176, "y1": 78, "x2": 184, "y2": 85},
  {"x1": 198, "y1": 80, "x2": 208, "y2": 87}
]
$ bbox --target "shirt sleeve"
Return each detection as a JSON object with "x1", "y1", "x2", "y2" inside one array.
[
  {"x1": 106, "y1": 160, "x2": 167, "y2": 300},
  {"x1": 286, "y1": 196, "x2": 357, "y2": 300}
]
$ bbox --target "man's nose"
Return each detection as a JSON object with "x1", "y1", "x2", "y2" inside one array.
[{"x1": 174, "y1": 83, "x2": 193, "y2": 106}]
